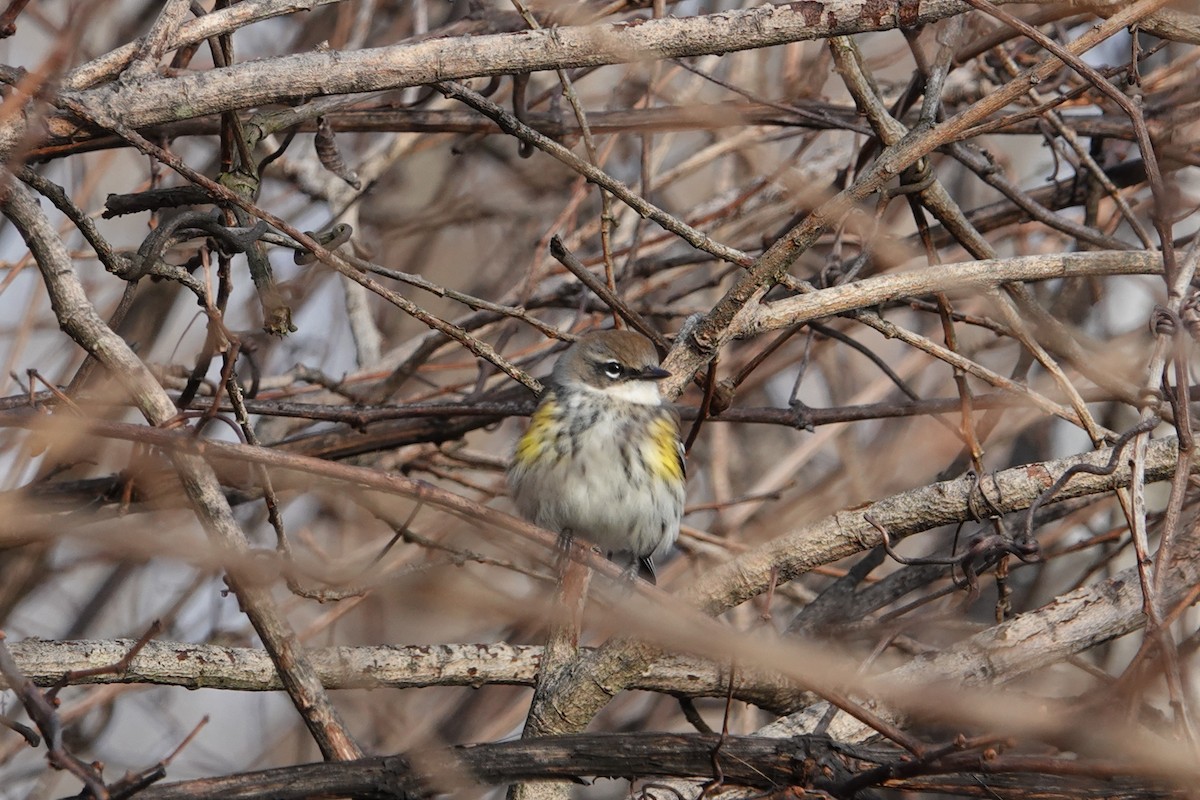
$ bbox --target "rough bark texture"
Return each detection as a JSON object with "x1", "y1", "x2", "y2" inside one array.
[{"x1": 2, "y1": 0, "x2": 1200, "y2": 797}]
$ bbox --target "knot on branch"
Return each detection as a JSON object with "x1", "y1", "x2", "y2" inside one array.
[
  {"x1": 107, "y1": 251, "x2": 153, "y2": 282},
  {"x1": 678, "y1": 312, "x2": 716, "y2": 356}
]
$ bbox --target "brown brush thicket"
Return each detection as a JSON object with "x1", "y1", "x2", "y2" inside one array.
[{"x1": 2, "y1": 0, "x2": 1200, "y2": 798}]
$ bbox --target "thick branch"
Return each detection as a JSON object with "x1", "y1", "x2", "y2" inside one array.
[
  {"x1": 1, "y1": 639, "x2": 800, "y2": 711},
  {"x1": 128, "y1": 732, "x2": 1193, "y2": 800},
  {"x1": 741, "y1": 250, "x2": 1162, "y2": 336},
  {"x1": 48, "y1": 0, "x2": 1144, "y2": 140}
]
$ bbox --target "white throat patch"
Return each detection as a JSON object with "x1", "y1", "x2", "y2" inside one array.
[{"x1": 598, "y1": 379, "x2": 663, "y2": 406}]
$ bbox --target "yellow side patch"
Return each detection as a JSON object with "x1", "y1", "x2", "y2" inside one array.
[
  {"x1": 647, "y1": 414, "x2": 684, "y2": 482},
  {"x1": 514, "y1": 396, "x2": 559, "y2": 467}
]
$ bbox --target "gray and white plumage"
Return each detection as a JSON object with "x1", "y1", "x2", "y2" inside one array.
[{"x1": 508, "y1": 331, "x2": 685, "y2": 581}]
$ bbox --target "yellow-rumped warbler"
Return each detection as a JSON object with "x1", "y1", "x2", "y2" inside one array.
[{"x1": 508, "y1": 330, "x2": 685, "y2": 583}]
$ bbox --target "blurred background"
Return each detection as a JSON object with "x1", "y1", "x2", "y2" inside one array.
[{"x1": 2, "y1": 0, "x2": 1199, "y2": 797}]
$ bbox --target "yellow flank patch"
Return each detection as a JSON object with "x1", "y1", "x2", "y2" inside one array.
[
  {"x1": 647, "y1": 415, "x2": 684, "y2": 482},
  {"x1": 514, "y1": 396, "x2": 559, "y2": 467}
]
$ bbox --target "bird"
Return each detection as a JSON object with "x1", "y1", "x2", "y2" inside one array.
[{"x1": 508, "y1": 330, "x2": 686, "y2": 584}]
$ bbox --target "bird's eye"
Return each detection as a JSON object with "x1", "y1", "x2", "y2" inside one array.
[{"x1": 601, "y1": 361, "x2": 623, "y2": 380}]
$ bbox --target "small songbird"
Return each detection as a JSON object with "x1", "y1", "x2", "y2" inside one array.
[{"x1": 508, "y1": 330, "x2": 686, "y2": 583}]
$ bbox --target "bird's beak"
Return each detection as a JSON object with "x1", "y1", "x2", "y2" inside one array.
[{"x1": 639, "y1": 366, "x2": 671, "y2": 381}]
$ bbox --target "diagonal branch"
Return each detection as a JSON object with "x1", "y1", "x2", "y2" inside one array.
[{"x1": 0, "y1": 173, "x2": 363, "y2": 762}]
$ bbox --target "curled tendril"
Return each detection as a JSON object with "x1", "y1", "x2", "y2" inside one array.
[
  {"x1": 1023, "y1": 416, "x2": 1160, "y2": 542},
  {"x1": 1150, "y1": 303, "x2": 1179, "y2": 337},
  {"x1": 1180, "y1": 291, "x2": 1200, "y2": 342},
  {"x1": 125, "y1": 209, "x2": 268, "y2": 281}
]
